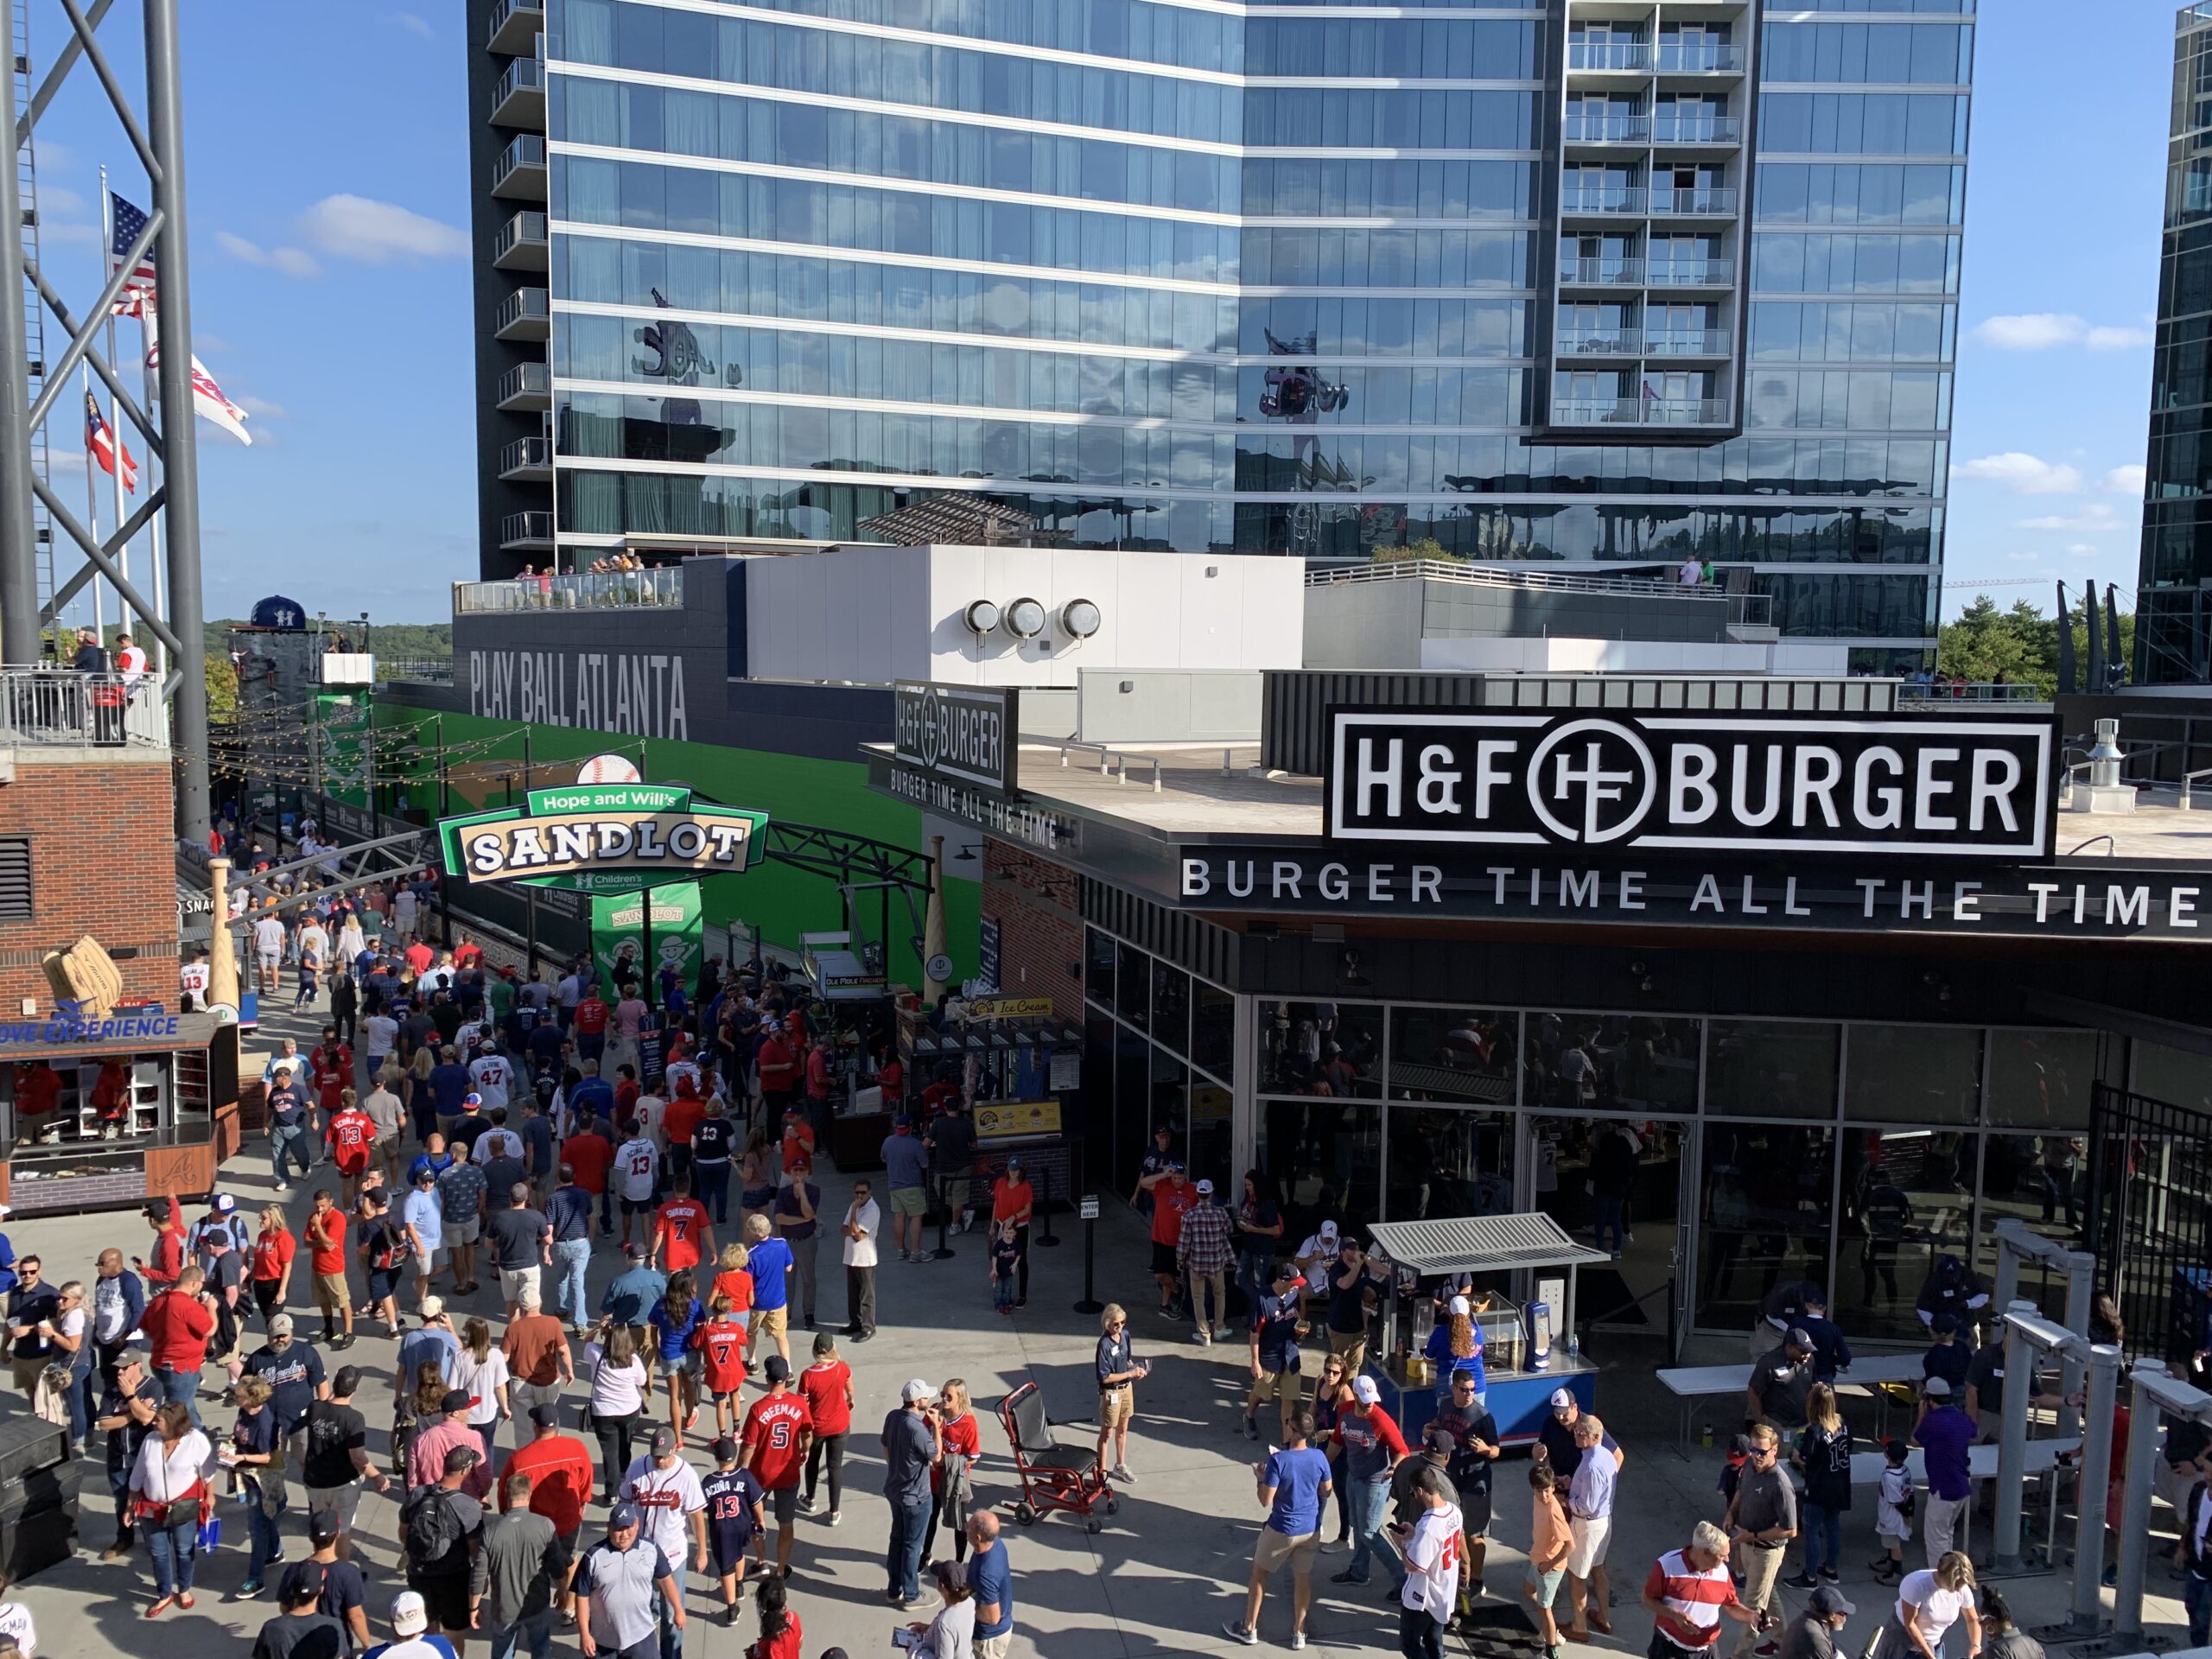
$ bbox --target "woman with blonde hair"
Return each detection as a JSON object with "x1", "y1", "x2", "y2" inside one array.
[
  {"x1": 404, "y1": 1046, "x2": 435, "y2": 1142},
  {"x1": 1424, "y1": 1292, "x2": 1488, "y2": 1412},
  {"x1": 1789, "y1": 1381, "x2": 1852, "y2": 1590},
  {"x1": 1871, "y1": 1552, "x2": 1980, "y2": 1659},
  {"x1": 1094, "y1": 1304, "x2": 1147, "y2": 1481}
]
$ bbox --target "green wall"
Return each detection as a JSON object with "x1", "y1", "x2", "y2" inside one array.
[{"x1": 374, "y1": 705, "x2": 979, "y2": 991}]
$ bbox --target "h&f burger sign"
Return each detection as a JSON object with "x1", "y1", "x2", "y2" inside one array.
[
  {"x1": 894, "y1": 681, "x2": 1020, "y2": 795},
  {"x1": 1325, "y1": 707, "x2": 2055, "y2": 860},
  {"x1": 439, "y1": 782, "x2": 768, "y2": 894}
]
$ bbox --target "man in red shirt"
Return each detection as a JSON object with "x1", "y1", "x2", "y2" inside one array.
[
  {"x1": 141, "y1": 1265, "x2": 216, "y2": 1424},
  {"x1": 574, "y1": 986, "x2": 610, "y2": 1064},
  {"x1": 304, "y1": 1189, "x2": 353, "y2": 1350},
  {"x1": 651, "y1": 1176, "x2": 713, "y2": 1275},
  {"x1": 404, "y1": 938, "x2": 435, "y2": 980},
  {"x1": 1145, "y1": 1163, "x2": 1199, "y2": 1319},
  {"x1": 310, "y1": 1027, "x2": 353, "y2": 1128},
  {"x1": 11, "y1": 1065, "x2": 57, "y2": 1138},
  {"x1": 452, "y1": 933, "x2": 486, "y2": 970},
  {"x1": 564, "y1": 1115, "x2": 614, "y2": 1235},
  {"x1": 500, "y1": 1402, "x2": 595, "y2": 1611},
  {"x1": 741, "y1": 1355, "x2": 814, "y2": 1579},
  {"x1": 989, "y1": 1160, "x2": 1034, "y2": 1307},
  {"x1": 755, "y1": 1025, "x2": 799, "y2": 1117},
  {"x1": 661, "y1": 1084, "x2": 705, "y2": 1187},
  {"x1": 779, "y1": 1106, "x2": 817, "y2": 1177},
  {"x1": 324, "y1": 1091, "x2": 377, "y2": 1206},
  {"x1": 138, "y1": 1195, "x2": 185, "y2": 1289}
]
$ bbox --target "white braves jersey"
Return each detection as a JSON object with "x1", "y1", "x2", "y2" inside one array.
[
  {"x1": 467, "y1": 1054, "x2": 512, "y2": 1111},
  {"x1": 179, "y1": 963, "x2": 211, "y2": 999}
]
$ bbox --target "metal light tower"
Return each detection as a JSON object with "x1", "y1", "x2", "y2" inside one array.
[{"x1": 0, "y1": 0, "x2": 211, "y2": 839}]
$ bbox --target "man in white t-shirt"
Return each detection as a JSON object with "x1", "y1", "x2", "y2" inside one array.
[
  {"x1": 362, "y1": 1009, "x2": 400, "y2": 1077},
  {"x1": 1295, "y1": 1221, "x2": 1341, "y2": 1300},
  {"x1": 615, "y1": 1128, "x2": 659, "y2": 1249},
  {"x1": 473, "y1": 1117, "x2": 524, "y2": 1166},
  {"x1": 391, "y1": 887, "x2": 418, "y2": 943},
  {"x1": 467, "y1": 1049, "x2": 512, "y2": 1114},
  {"x1": 1395, "y1": 1470, "x2": 1465, "y2": 1658}
]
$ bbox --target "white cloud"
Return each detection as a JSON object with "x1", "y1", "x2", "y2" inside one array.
[
  {"x1": 232, "y1": 393, "x2": 289, "y2": 420},
  {"x1": 37, "y1": 223, "x2": 99, "y2": 248},
  {"x1": 2101, "y1": 463, "x2": 2148, "y2": 496},
  {"x1": 1971, "y1": 313, "x2": 2152, "y2": 353},
  {"x1": 215, "y1": 230, "x2": 321, "y2": 277},
  {"x1": 1954, "y1": 452, "x2": 2084, "y2": 495},
  {"x1": 2065, "y1": 543, "x2": 2104, "y2": 559},
  {"x1": 37, "y1": 186, "x2": 86, "y2": 219},
  {"x1": 2016, "y1": 503, "x2": 2121, "y2": 532},
  {"x1": 383, "y1": 11, "x2": 434, "y2": 38},
  {"x1": 296, "y1": 194, "x2": 467, "y2": 264}
]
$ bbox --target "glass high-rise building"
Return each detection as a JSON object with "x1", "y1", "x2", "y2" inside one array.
[
  {"x1": 2138, "y1": 3, "x2": 2212, "y2": 684},
  {"x1": 467, "y1": 0, "x2": 1973, "y2": 668}
]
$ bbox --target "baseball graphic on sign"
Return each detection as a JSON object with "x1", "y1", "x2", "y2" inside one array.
[{"x1": 575, "y1": 753, "x2": 644, "y2": 785}]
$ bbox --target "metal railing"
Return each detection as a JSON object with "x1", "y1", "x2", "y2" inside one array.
[
  {"x1": 1567, "y1": 41, "x2": 1652, "y2": 71},
  {"x1": 1556, "y1": 330, "x2": 1643, "y2": 356},
  {"x1": 1650, "y1": 186, "x2": 1738, "y2": 214},
  {"x1": 498, "y1": 361, "x2": 550, "y2": 405},
  {"x1": 1304, "y1": 559, "x2": 1777, "y2": 629},
  {"x1": 1653, "y1": 114, "x2": 1742, "y2": 143},
  {"x1": 0, "y1": 668, "x2": 167, "y2": 747},
  {"x1": 1561, "y1": 186, "x2": 1646, "y2": 214},
  {"x1": 494, "y1": 56, "x2": 543, "y2": 108},
  {"x1": 1656, "y1": 43, "x2": 1744, "y2": 72},
  {"x1": 1647, "y1": 259, "x2": 1732, "y2": 286},
  {"x1": 501, "y1": 511, "x2": 555, "y2": 547},
  {"x1": 378, "y1": 658, "x2": 454, "y2": 683},
  {"x1": 1058, "y1": 741, "x2": 1162, "y2": 793},
  {"x1": 1895, "y1": 681, "x2": 2047, "y2": 706},
  {"x1": 1560, "y1": 256, "x2": 1644, "y2": 285},
  {"x1": 1643, "y1": 327, "x2": 1729, "y2": 355},
  {"x1": 494, "y1": 211, "x2": 547, "y2": 263},
  {"x1": 500, "y1": 435, "x2": 552, "y2": 476},
  {"x1": 1553, "y1": 396, "x2": 1730, "y2": 426},
  {"x1": 487, "y1": 0, "x2": 543, "y2": 49},
  {"x1": 496, "y1": 288, "x2": 550, "y2": 333},
  {"x1": 455, "y1": 566, "x2": 687, "y2": 613},
  {"x1": 493, "y1": 134, "x2": 545, "y2": 192},
  {"x1": 1563, "y1": 114, "x2": 1649, "y2": 143}
]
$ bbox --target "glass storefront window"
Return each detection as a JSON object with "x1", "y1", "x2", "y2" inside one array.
[
  {"x1": 1986, "y1": 1030, "x2": 2099, "y2": 1129},
  {"x1": 1844, "y1": 1025, "x2": 1981, "y2": 1124},
  {"x1": 1974, "y1": 1133, "x2": 2082, "y2": 1325},
  {"x1": 1192, "y1": 981, "x2": 1235, "y2": 1084},
  {"x1": 1389, "y1": 1007, "x2": 1517, "y2": 1104},
  {"x1": 1258, "y1": 1001, "x2": 1382, "y2": 1096},
  {"x1": 1151, "y1": 1050, "x2": 1188, "y2": 1164},
  {"x1": 2133, "y1": 1039, "x2": 2212, "y2": 1113},
  {"x1": 1707, "y1": 1020, "x2": 1840, "y2": 1118},
  {"x1": 1111, "y1": 1025, "x2": 1150, "y2": 1198},
  {"x1": 1386, "y1": 1105, "x2": 1513, "y2": 1224},
  {"x1": 1152, "y1": 960, "x2": 1191, "y2": 1057},
  {"x1": 1084, "y1": 1011, "x2": 1116, "y2": 1201},
  {"x1": 1527, "y1": 1013, "x2": 1700, "y2": 1114},
  {"x1": 1118, "y1": 944, "x2": 1149, "y2": 1033},
  {"x1": 1837, "y1": 1125, "x2": 1976, "y2": 1340},
  {"x1": 1084, "y1": 928, "x2": 1116, "y2": 1013},
  {"x1": 1191, "y1": 1079, "x2": 1233, "y2": 1194},
  {"x1": 1260, "y1": 1096, "x2": 1380, "y2": 1240},
  {"x1": 1534, "y1": 1116, "x2": 1690, "y2": 1322},
  {"x1": 1696, "y1": 1122, "x2": 1836, "y2": 1332}
]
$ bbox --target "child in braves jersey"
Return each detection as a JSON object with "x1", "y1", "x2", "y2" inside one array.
[
  {"x1": 323, "y1": 1089, "x2": 377, "y2": 1205},
  {"x1": 702, "y1": 1434, "x2": 767, "y2": 1627},
  {"x1": 701, "y1": 1294, "x2": 750, "y2": 1439}
]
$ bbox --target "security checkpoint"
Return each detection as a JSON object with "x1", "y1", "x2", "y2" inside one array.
[
  {"x1": 1992, "y1": 1301, "x2": 2120, "y2": 1639},
  {"x1": 2113, "y1": 1362, "x2": 2212, "y2": 1643},
  {"x1": 1993, "y1": 1217, "x2": 2098, "y2": 1438}
]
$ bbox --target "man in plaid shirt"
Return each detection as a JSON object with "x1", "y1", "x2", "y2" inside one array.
[{"x1": 1176, "y1": 1179, "x2": 1237, "y2": 1346}]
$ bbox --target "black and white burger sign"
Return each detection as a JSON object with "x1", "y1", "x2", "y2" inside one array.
[{"x1": 1325, "y1": 708, "x2": 2054, "y2": 859}]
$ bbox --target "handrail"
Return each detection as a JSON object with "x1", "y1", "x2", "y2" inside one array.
[
  {"x1": 1058, "y1": 741, "x2": 1161, "y2": 792},
  {"x1": 455, "y1": 567, "x2": 686, "y2": 613},
  {"x1": 1896, "y1": 683, "x2": 2046, "y2": 705},
  {"x1": 2182, "y1": 766, "x2": 2212, "y2": 810},
  {"x1": 0, "y1": 668, "x2": 167, "y2": 747},
  {"x1": 1307, "y1": 559, "x2": 1773, "y2": 627}
]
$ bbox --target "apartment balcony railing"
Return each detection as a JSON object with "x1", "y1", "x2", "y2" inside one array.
[
  {"x1": 1897, "y1": 681, "x2": 2048, "y2": 706},
  {"x1": 1563, "y1": 114, "x2": 1649, "y2": 143},
  {"x1": 0, "y1": 669, "x2": 167, "y2": 747},
  {"x1": 1567, "y1": 41, "x2": 1652, "y2": 72},
  {"x1": 1559, "y1": 257, "x2": 1645, "y2": 286},
  {"x1": 487, "y1": 0, "x2": 543, "y2": 54},
  {"x1": 1642, "y1": 328, "x2": 1731, "y2": 355},
  {"x1": 1557, "y1": 330, "x2": 1641, "y2": 356},
  {"x1": 492, "y1": 57, "x2": 545, "y2": 126},
  {"x1": 456, "y1": 568, "x2": 687, "y2": 613},
  {"x1": 495, "y1": 287, "x2": 551, "y2": 341},
  {"x1": 499, "y1": 436, "x2": 553, "y2": 480},
  {"x1": 1650, "y1": 186, "x2": 1739, "y2": 215},
  {"x1": 498, "y1": 361, "x2": 551, "y2": 410},
  {"x1": 1552, "y1": 397, "x2": 1731, "y2": 427},
  {"x1": 493, "y1": 135, "x2": 547, "y2": 200},
  {"x1": 499, "y1": 512, "x2": 556, "y2": 550},
  {"x1": 493, "y1": 210, "x2": 549, "y2": 271},
  {"x1": 1646, "y1": 258, "x2": 1734, "y2": 287},
  {"x1": 1656, "y1": 43, "x2": 1745, "y2": 73},
  {"x1": 1652, "y1": 113, "x2": 1743, "y2": 144},
  {"x1": 1561, "y1": 186, "x2": 1647, "y2": 215}
]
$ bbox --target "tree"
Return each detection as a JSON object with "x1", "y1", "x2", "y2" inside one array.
[
  {"x1": 1936, "y1": 593, "x2": 2134, "y2": 697},
  {"x1": 205, "y1": 651, "x2": 237, "y2": 717},
  {"x1": 1375, "y1": 537, "x2": 1464, "y2": 564}
]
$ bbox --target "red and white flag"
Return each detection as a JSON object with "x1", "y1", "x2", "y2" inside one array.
[
  {"x1": 84, "y1": 391, "x2": 137, "y2": 490},
  {"x1": 143, "y1": 310, "x2": 251, "y2": 447}
]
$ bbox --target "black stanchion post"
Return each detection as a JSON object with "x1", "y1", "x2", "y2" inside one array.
[
  {"x1": 928, "y1": 1166, "x2": 955, "y2": 1262},
  {"x1": 1037, "y1": 1158, "x2": 1059, "y2": 1248},
  {"x1": 1073, "y1": 1192, "x2": 1103, "y2": 1314}
]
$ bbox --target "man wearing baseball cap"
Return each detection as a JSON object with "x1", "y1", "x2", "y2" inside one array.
[
  {"x1": 1776, "y1": 1583, "x2": 1854, "y2": 1659},
  {"x1": 1177, "y1": 1176, "x2": 1236, "y2": 1346},
  {"x1": 619, "y1": 1423, "x2": 708, "y2": 1651},
  {"x1": 1294, "y1": 1219, "x2": 1340, "y2": 1302},
  {"x1": 573, "y1": 1503, "x2": 684, "y2": 1659},
  {"x1": 881, "y1": 1377, "x2": 942, "y2": 1608},
  {"x1": 1140, "y1": 1160, "x2": 1199, "y2": 1323},
  {"x1": 398, "y1": 1443, "x2": 484, "y2": 1647},
  {"x1": 410, "y1": 1389, "x2": 494, "y2": 1501},
  {"x1": 369, "y1": 1589, "x2": 458, "y2": 1659},
  {"x1": 1329, "y1": 1373, "x2": 1408, "y2": 1592},
  {"x1": 1246, "y1": 1262, "x2": 1310, "y2": 1442},
  {"x1": 500, "y1": 1401, "x2": 595, "y2": 1580}
]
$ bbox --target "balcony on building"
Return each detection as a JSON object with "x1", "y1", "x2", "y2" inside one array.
[
  {"x1": 496, "y1": 286, "x2": 550, "y2": 342},
  {"x1": 493, "y1": 210, "x2": 549, "y2": 272},
  {"x1": 1551, "y1": 397, "x2": 1732, "y2": 428},
  {"x1": 499, "y1": 435, "x2": 553, "y2": 483},
  {"x1": 1558, "y1": 255, "x2": 1646, "y2": 289},
  {"x1": 0, "y1": 669, "x2": 168, "y2": 749},
  {"x1": 1567, "y1": 39, "x2": 1653, "y2": 73},
  {"x1": 492, "y1": 56, "x2": 545, "y2": 127},
  {"x1": 1556, "y1": 328, "x2": 1644, "y2": 358},
  {"x1": 486, "y1": 0, "x2": 543, "y2": 54},
  {"x1": 498, "y1": 360, "x2": 551, "y2": 412},
  {"x1": 1649, "y1": 185, "x2": 1738, "y2": 219},
  {"x1": 1641, "y1": 328, "x2": 1731, "y2": 358},
  {"x1": 500, "y1": 511, "x2": 556, "y2": 553},
  {"x1": 1560, "y1": 184, "x2": 1647, "y2": 218},
  {"x1": 493, "y1": 134, "x2": 547, "y2": 201},
  {"x1": 456, "y1": 563, "x2": 690, "y2": 613},
  {"x1": 1651, "y1": 111, "x2": 1742, "y2": 147},
  {"x1": 1562, "y1": 111, "x2": 1650, "y2": 146},
  {"x1": 1656, "y1": 41, "x2": 1745, "y2": 74},
  {"x1": 1645, "y1": 257, "x2": 1734, "y2": 289}
]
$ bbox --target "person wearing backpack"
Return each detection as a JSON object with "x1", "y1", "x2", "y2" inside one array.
[{"x1": 401, "y1": 1442, "x2": 485, "y2": 1651}]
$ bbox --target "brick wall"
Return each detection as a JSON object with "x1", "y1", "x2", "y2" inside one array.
[
  {"x1": 0, "y1": 753, "x2": 179, "y2": 1012},
  {"x1": 981, "y1": 841, "x2": 1082, "y2": 1017}
]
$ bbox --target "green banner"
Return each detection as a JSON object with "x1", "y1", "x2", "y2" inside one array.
[
  {"x1": 314, "y1": 692, "x2": 372, "y2": 809},
  {"x1": 591, "y1": 882, "x2": 703, "y2": 1005},
  {"x1": 438, "y1": 787, "x2": 768, "y2": 894}
]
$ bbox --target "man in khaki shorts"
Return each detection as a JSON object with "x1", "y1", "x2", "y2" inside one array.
[
  {"x1": 1223, "y1": 1408, "x2": 1332, "y2": 1647},
  {"x1": 1245, "y1": 1262, "x2": 1309, "y2": 1442}
]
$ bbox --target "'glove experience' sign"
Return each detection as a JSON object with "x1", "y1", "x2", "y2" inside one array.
[{"x1": 438, "y1": 784, "x2": 769, "y2": 893}]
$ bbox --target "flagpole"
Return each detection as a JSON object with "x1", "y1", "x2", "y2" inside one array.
[
  {"x1": 80, "y1": 364, "x2": 102, "y2": 645},
  {"x1": 101, "y1": 166, "x2": 129, "y2": 632}
]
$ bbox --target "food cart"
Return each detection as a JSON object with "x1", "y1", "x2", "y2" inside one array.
[
  {"x1": 902, "y1": 997, "x2": 1085, "y2": 1211},
  {"x1": 802, "y1": 932, "x2": 901, "y2": 1172},
  {"x1": 1363, "y1": 1212, "x2": 1609, "y2": 1444}
]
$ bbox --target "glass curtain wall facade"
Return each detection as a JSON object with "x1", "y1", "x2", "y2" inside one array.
[
  {"x1": 1082, "y1": 923, "x2": 2187, "y2": 1347},
  {"x1": 524, "y1": 0, "x2": 1970, "y2": 665},
  {"x1": 2138, "y1": 4, "x2": 2212, "y2": 684}
]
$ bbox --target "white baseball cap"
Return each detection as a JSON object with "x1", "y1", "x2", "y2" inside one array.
[
  {"x1": 1196, "y1": 1179, "x2": 1214, "y2": 1196},
  {"x1": 1448, "y1": 1295, "x2": 1471, "y2": 1317},
  {"x1": 1351, "y1": 1376, "x2": 1381, "y2": 1405},
  {"x1": 1549, "y1": 1388, "x2": 1577, "y2": 1411},
  {"x1": 902, "y1": 1378, "x2": 931, "y2": 1402},
  {"x1": 1319, "y1": 1220, "x2": 1340, "y2": 1239},
  {"x1": 391, "y1": 1591, "x2": 429, "y2": 1637}
]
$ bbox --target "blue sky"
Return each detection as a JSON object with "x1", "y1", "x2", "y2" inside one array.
[{"x1": 22, "y1": 0, "x2": 2178, "y2": 625}]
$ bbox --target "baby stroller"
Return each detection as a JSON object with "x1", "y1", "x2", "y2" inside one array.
[{"x1": 996, "y1": 1380, "x2": 1118, "y2": 1533}]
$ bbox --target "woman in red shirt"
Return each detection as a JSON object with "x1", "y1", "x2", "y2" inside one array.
[
  {"x1": 798, "y1": 1331, "x2": 854, "y2": 1522},
  {"x1": 923, "y1": 1377, "x2": 982, "y2": 1567},
  {"x1": 248, "y1": 1205, "x2": 296, "y2": 1328}
]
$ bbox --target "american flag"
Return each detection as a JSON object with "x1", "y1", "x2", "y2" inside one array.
[
  {"x1": 108, "y1": 191, "x2": 156, "y2": 318},
  {"x1": 84, "y1": 392, "x2": 137, "y2": 490}
]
